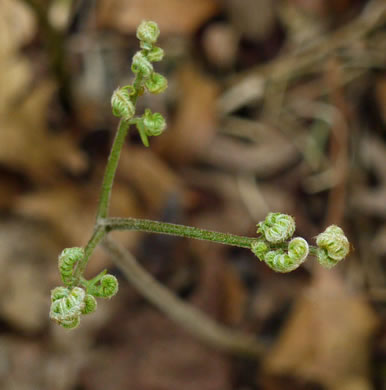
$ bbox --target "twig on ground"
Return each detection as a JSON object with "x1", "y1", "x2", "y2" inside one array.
[{"x1": 103, "y1": 237, "x2": 264, "y2": 358}]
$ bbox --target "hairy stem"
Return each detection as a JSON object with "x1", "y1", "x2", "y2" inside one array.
[
  {"x1": 101, "y1": 217, "x2": 257, "y2": 248},
  {"x1": 73, "y1": 225, "x2": 106, "y2": 284},
  {"x1": 96, "y1": 119, "x2": 129, "y2": 220},
  {"x1": 103, "y1": 238, "x2": 264, "y2": 358}
]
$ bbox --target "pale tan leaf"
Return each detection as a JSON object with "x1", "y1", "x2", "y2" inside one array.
[
  {"x1": 265, "y1": 270, "x2": 378, "y2": 389},
  {"x1": 97, "y1": 0, "x2": 219, "y2": 35}
]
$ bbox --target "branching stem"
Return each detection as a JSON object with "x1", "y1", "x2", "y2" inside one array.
[
  {"x1": 103, "y1": 238, "x2": 264, "y2": 358},
  {"x1": 73, "y1": 225, "x2": 106, "y2": 284},
  {"x1": 101, "y1": 217, "x2": 257, "y2": 248}
]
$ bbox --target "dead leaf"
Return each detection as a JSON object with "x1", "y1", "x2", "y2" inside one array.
[
  {"x1": 0, "y1": 0, "x2": 35, "y2": 57},
  {"x1": 225, "y1": 0, "x2": 276, "y2": 40},
  {"x1": 97, "y1": 0, "x2": 219, "y2": 35},
  {"x1": 264, "y1": 270, "x2": 378, "y2": 390},
  {"x1": 157, "y1": 64, "x2": 218, "y2": 163},
  {"x1": 118, "y1": 146, "x2": 184, "y2": 214},
  {"x1": 15, "y1": 177, "x2": 140, "y2": 248},
  {"x1": 0, "y1": 217, "x2": 62, "y2": 332},
  {"x1": 0, "y1": 81, "x2": 87, "y2": 182}
]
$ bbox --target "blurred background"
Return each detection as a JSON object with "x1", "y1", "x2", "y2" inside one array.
[{"x1": 0, "y1": 0, "x2": 385, "y2": 389}]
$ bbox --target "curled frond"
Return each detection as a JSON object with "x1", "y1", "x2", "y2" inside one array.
[
  {"x1": 264, "y1": 250, "x2": 290, "y2": 273},
  {"x1": 131, "y1": 52, "x2": 153, "y2": 77},
  {"x1": 136, "y1": 20, "x2": 160, "y2": 45},
  {"x1": 288, "y1": 237, "x2": 309, "y2": 263},
  {"x1": 58, "y1": 247, "x2": 84, "y2": 286},
  {"x1": 145, "y1": 72, "x2": 168, "y2": 94},
  {"x1": 49, "y1": 287, "x2": 86, "y2": 329},
  {"x1": 82, "y1": 294, "x2": 97, "y2": 315},
  {"x1": 51, "y1": 286, "x2": 69, "y2": 302},
  {"x1": 250, "y1": 239, "x2": 269, "y2": 261},
  {"x1": 147, "y1": 46, "x2": 164, "y2": 62},
  {"x1": 257, "y1": 212, "x2": 295, "y2": 243},
  {"x1": 316, "y1": 224, "x2": 349, "y2": 266},
  {"x1": 99, "y1": 274, "x2": 119, "y2": 298},
  {"x1": 142, "y1": 108, "x2": 166, "y2": 136},
  {"x1": 111, "y1": 87, "x2": 135, "y2": 120}
]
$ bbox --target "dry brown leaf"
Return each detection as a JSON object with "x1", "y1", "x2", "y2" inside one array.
[
  {"x1": 158, "y1": 64, "x2": 218, "y2": 163},
  {"x1": 0, "y1": 217, "x2": 62, "y2": 332},
  {"x1": 97, "y1": 0, "x2": 219, "y2": 35},
  {"x1": 15, "y1": 179, "x2": 140, "y2": 246},
  {"x1": 225, "y1": 0, "x2": 276, "y2": 40},
  {"x1": 118, "y1": 146, "x2": 183, "y2": 214},
  {"x1": 202, "y1": 22, "x2": 239, "y2": 69},
  {"x1": 0, "y1": 0, "x2": 35, "y2": 119},
  {"x1": 15, "y1": 176, "x2": 144, "y2": 279},
  {"x1": 0, "y1": 1, "x2": 85, "y2": 182},
  {"x1": 0, "y1": 0, "x2": 35, "y2": 57},
  {"x1": 15, "y1": 181, "x2": 97, "y2": 244},
  {"x1": 264, "y1": 270, "x2": 378, "y2": 390},
  {"x1": 0, "y1": 81, "x2": 87, "y2": 182}
]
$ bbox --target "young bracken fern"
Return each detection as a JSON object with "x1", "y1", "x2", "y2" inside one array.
[{"x1": 49, "y1": 21, "x2": 350, "y2": 329}]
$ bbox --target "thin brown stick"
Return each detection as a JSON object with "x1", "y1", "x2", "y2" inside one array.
[
  {"x1": 102, "y1": 238, "x2": 264, "y2": 358},
  {"x1": 324, "y1": 60, "x2": 350, "y2": 226}
]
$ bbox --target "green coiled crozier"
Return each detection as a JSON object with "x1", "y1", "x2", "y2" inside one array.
[
  {"x1": 257, "y1": 212, "x2": 296, "y2": 243},
  {"x1": 142, "y1": 108, "x2": 166, "y2": 136},
  {"x1": 264, "y1": 250, "x2": 289, "y2": 273},
  {"x1": 58, "y1": 247, "x2": 84, "y2": 286},
  {"x1": 288, "y1": 237, "x2": 309, "y2": 263},
  {"x1": 110, "y1": 20, "x2": 167, "y2": 147},
  {"x1": 146, "y1": 46, "x2": 164, "y2": 62},
  {"x1": 136, "y1": 20, "x2": 160, "y2": 45},
  {"x1": 82, "y1": 294, "x2": 97, "y2": 315},
  {"x1": 145, "y1": 72, "x2": 168, "y2": 94},
  {"x1": 251, "y1": 213, "x2": 310, "y2": 272},
  {"x1": 316, "y1": 225, "x2": 350, "y2": 268},
  {"x1": 98, "y1": 275, "x2": 119, "y2": 298},
  {"x1": 250, "y1": 239, "x2": 270, "y2": 261},
  {"x1": 131, "y1": 52, "x2": 153, "y2": 77},
  {"x1": 50, "y1": 286, "x2": 86, "y2": 329},
  {"x1": 262, "y1": 237, "x2": 309, "y2": 273},
  {"x1": 111, "y1": 87, "x2": 135, "y2": 120}
]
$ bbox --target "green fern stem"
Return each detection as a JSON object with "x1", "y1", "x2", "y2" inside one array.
[
  {"x1": 96, "y1": 119, "x2": 130, "y2": 220},
  {"x1": 101, "y1": 217, "x2": 257, "y2": 248}
]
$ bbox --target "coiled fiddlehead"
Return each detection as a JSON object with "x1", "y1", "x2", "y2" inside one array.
[
  {"x1": 142, "y1": 108, "x2": 166, "y2": 136},
  {"x1": 110, "y1": 20, "x2": 167, "y2": 147},
  {"x1": 288, "y1": 237, "x2": 309, "y2": 264},
  {"x1": 257, "y1": 212, "x2": 296, "y2": 243},
  {"x1": 250, "y1": 239, "x2": 269, "y2": 261},
  {"x1": 145, "y1": 72, "x2": 168, "y2": 94},
  {"x1": 316, "y1": 225, "x2": 350, "y2": 268},
  {"x1": 146, "y1": 46, "x2": 164, "y2": 62},
  {"x1": 58, "y1": 247, "x2": 84, "y2": 286},
  {"x1": 261, "y1": 237, "x2": 309, "y2": 273},
  {"x1": 251, "y1": 213, "x2": 350, "y2": 272},
  {"x1": 92, "y1": 274, "x2": 119, "y2": 298},
  {"x1": 111, "y1": 86, "x2": 135, "y2": 120},
  {"x1": 50, "y1": 286, "x2": 86, "y2": 329},
  {"x1": 82, "y1": 294, "x2": 97, "y2": 315},
  {"x1": 136, "y1": 20, "x2": 160, "y2": 45},
  {"x1": 131, "y1": 52, "x2": 153, "y2": 77}
]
